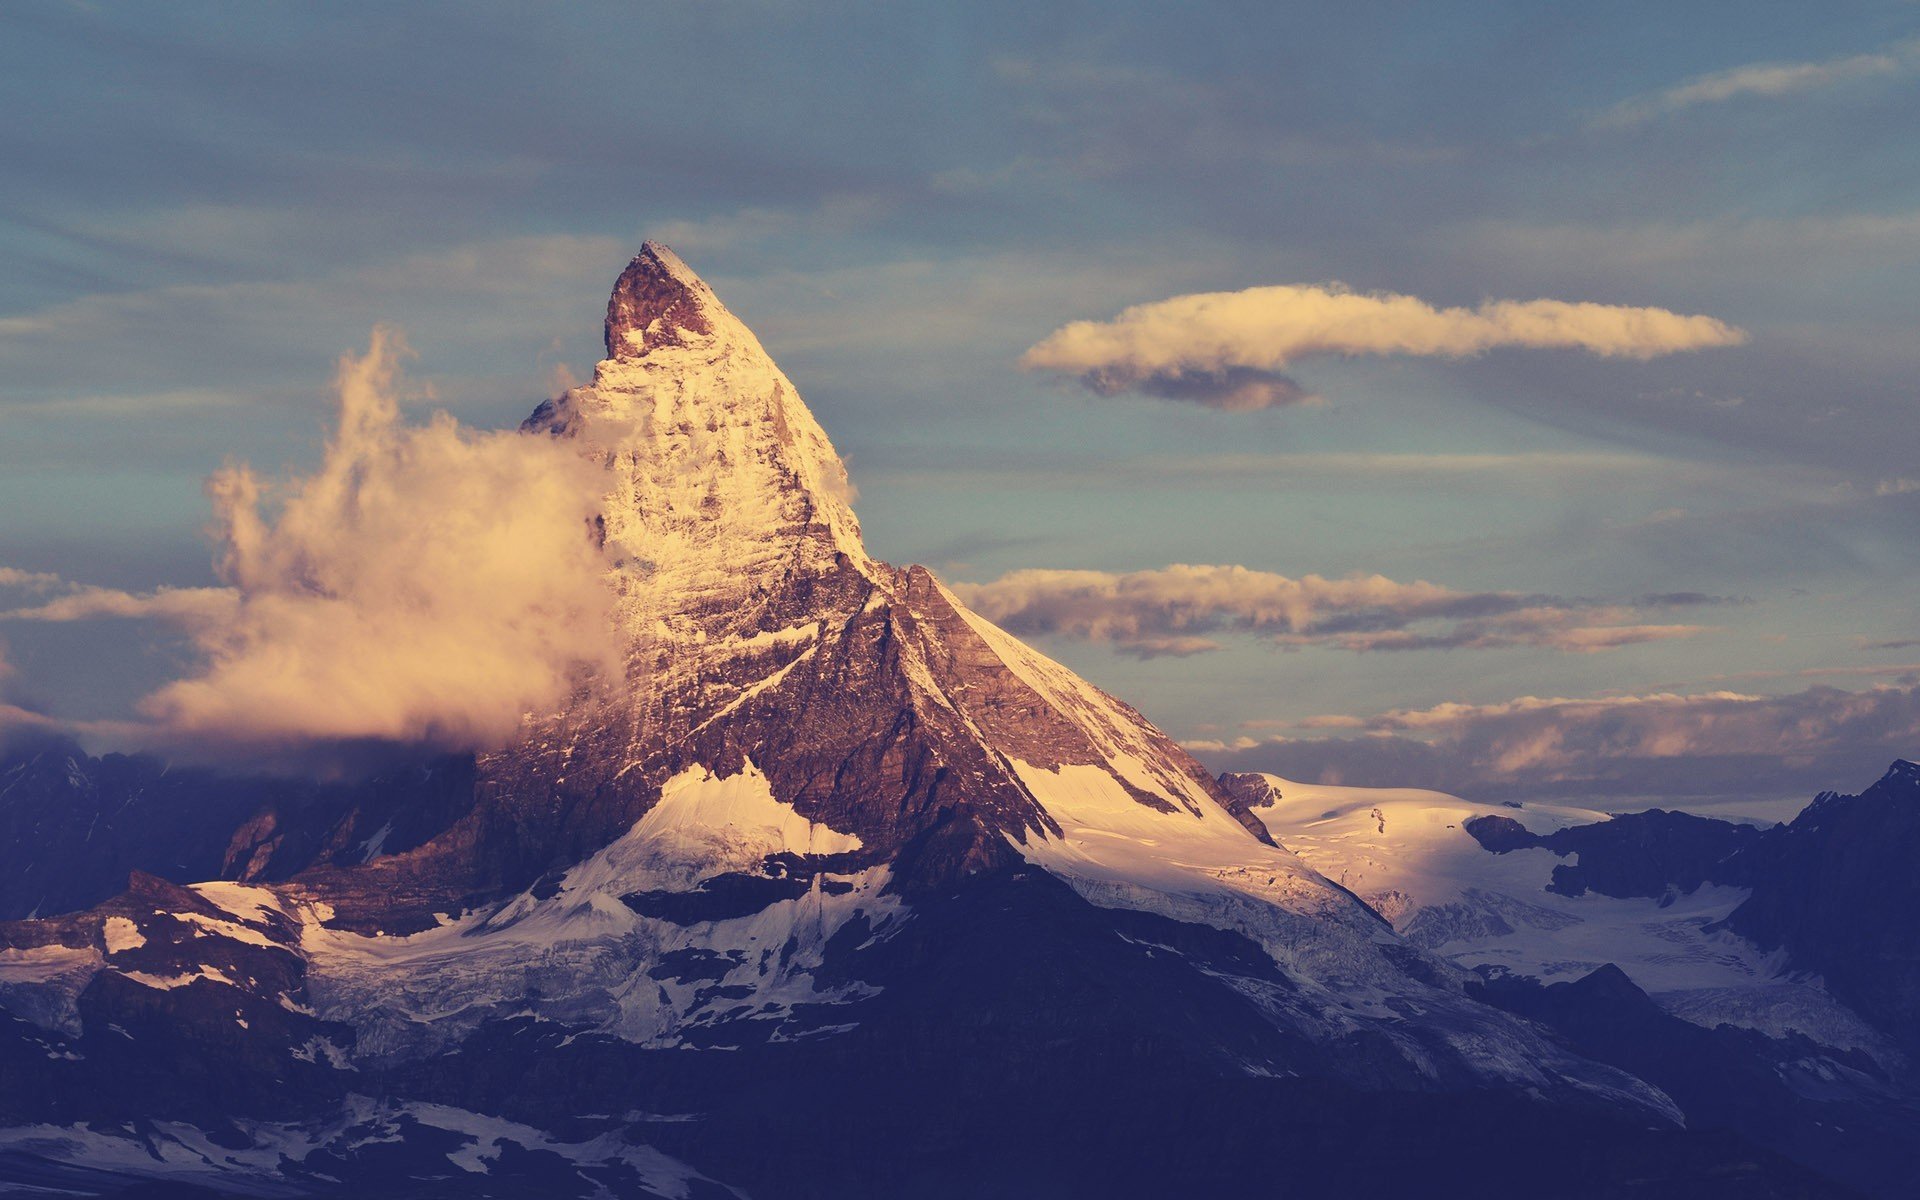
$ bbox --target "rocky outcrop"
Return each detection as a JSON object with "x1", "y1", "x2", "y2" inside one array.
[
  {"x1": 1462, "y1": 806, "x2": 1761, "y2": 897},
  {"x1": 1728, "y1": 760, "x2": 1920, "y2": 1051}
]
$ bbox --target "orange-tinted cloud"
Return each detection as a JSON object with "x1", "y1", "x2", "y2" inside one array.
[
  {"x1": 114, "y1": 330, "x2": 617, "y2": 754},
  {"x1": 1203, "y1": 684, "x2": 1920, "y2": 801}
]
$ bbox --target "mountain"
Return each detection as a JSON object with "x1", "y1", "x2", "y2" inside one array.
[
  {"x1": 0, "y1": 246, "x2": 1868, "y2": 1198},
  {"x1": 0, "y1": 735, "x2": 478, "y2": 921},
  {"x1": 1228, "y1": 765, "x2": 1920, "y2": 1196},
  {"x1": 1723, "y1": 759, "x2": 1920, "y2": 1051}
]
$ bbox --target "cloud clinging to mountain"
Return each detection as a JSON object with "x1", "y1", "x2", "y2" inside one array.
[{"x1": 0, "y1": 331, "x2": 621, "y2": 758}]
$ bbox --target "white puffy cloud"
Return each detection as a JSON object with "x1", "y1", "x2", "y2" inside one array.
[
  {"x1": 1020, "y1": 284, "x2": 1746, "y2": 408},
  {"x1": 95, "y1": 329, "x2": 617, "y2": 755},
  {"x1": 951, "y1": 563, "x2": 1717, "y2": 658}
]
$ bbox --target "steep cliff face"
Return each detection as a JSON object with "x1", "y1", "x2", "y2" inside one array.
[
  {"x1": 299, "y1": 242, "x2": 1278, "y2": 932},
  {"x1": 1726, "y1": 759, "x2": 1920, "y2": 1051}
]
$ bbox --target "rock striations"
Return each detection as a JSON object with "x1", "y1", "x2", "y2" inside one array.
[{"x1": 311, "y1": 241, "x2": 1283, "y2": 930}]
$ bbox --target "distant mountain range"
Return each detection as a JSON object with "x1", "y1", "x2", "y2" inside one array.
[{"x1": 0, "y1": 247, "x2": 1909, "y2": 1198}]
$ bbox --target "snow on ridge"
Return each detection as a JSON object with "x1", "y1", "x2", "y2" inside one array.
[
  {"x1": 1250, "y1": 774, "x2": 1886, "y2": 1050},
  {"x1": 943, "y1": 581, "x2": 1223, "y2": 818},
  {"x1": 287, "y1": 759, "x2": 895, "y2": 1060},
  {"x1": 565, "y1": 758, "x2": 862, "y2": 897},
  {"x1": 552, "y1": 250, "x2": 872, "y2": 583},
  {"x1": 1004, "y1": 757, "x2": 1679, "y2": 1113}
]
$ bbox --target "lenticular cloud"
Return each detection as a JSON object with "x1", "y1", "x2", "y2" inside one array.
[
  {"x1": 1021, "y1": 283, "x2": 1747, "y2": 408},
  {"x1": 140, "y1": 329, "x2": 615, "y2": 753}
]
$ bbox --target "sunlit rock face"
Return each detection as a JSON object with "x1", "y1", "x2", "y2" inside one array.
[{"x1": 304, "y1": 242, "x2": 1287, "y2": 933}]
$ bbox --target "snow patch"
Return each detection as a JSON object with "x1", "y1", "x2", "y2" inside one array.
[
  {"x1": 102, "y1": 917, "x2": 144, "y2": 955},
  {"x1": 174, "y1": 911, "x2": 279, "y2": 948},
  {"x1": 0, "y1": 945, "x2": 102, "y2": 1034},
  {"x1": 119, "y1": 966, "x2": 237, "y2": 991},
  {"x1": 0, "y1": 1096, "x2": 742, "y2": 1199},
  {"x1": 288, "y1": 761, "x2": 895, "y2": 1060},
  {"x1": 191, "y1": 881, "x2": 287, "y2": 925}
]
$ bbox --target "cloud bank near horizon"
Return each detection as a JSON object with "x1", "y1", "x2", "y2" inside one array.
[
  {"x1": 952, "y1": 563, "x2": 1721, "y2": 658},
  {"x1": 1191, "y1": 682, "x2": 1920, "y2": 802},
  {"x1": 1020, "y1": 284, "x2": 1746, "y2": 408}
]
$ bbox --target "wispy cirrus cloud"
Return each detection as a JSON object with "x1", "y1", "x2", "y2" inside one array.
[
  {"x1": 1861, "y1": 638, "x2": 1920, "y2": 653},
  {"x1": 1192, "y1": 683, "x2": 1920, "y2": 802},
  {"x1": 951, "y1": 563, "x2": 1723, "y2": 658},
  {"x1": 1596, "y1": 40, "x2": 1920, "y2": 128},
  {"x1": 1020, "y1": 285, "x2": 1745, "y2": 408}
]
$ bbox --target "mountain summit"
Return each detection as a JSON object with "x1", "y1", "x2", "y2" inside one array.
[
  {"x1": 603, "y1": 241, "x2": 722, "y2": 357},
  {"x1": 489, "y1": 244, "x2": 1293, "y2": 908}
]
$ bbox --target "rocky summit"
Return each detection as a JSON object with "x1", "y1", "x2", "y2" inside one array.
[{"x1": 0, "y1": 249, "x2": 1890, "y2": 1199}]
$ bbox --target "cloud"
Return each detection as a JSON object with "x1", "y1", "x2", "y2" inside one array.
[
  {"x1": 642, "y1": 196, "x2": 888, "y2": 254},
  {"x1": 1020, "y1": 285, "x2": 1746, "y2": 408},
  {"x1": 2, "y1": 568, "x2": 237, "y2": 634},
  {"x1": 0, "y1": 568, "x2": 64, "y2": 591},
  {"x1": 0, "y1": 233, "x2": 630, "y2": 409},
  {"x1": 950, "y1": 563, "x2": 1719, "y2": 658},
  {"x1": 2, "y1": 582, "x2": 238, "y2": 629},
  {"x1": 1597, "y1": 41, "x2": 1920, "y2": 128},
  {"x1": 0, "y1": 644, "x2": 67, "y2": 756},
  {"x1": 64, "y1": 329, "x2": 617, "y2": 757},
  {"x1": 860, "y1": 448, "x2": 1723, "y2": 496},
  {"x1": 1201, "y1": 684, "x2": 1920, "y2": 803}
]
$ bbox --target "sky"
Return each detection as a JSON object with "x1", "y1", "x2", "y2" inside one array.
[{"x1": 2, "y1": 1, "x2": 1917, "y2": 808}]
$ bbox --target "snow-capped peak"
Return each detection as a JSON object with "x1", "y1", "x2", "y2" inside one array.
[
  {"x1": 604, "y1": 241, "x2": 731, "y2": 360},
  {"x1": 524, "y1": 244, "x2": 870, "y2": 653}
]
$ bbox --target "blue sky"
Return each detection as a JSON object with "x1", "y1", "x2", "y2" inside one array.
[{"x1": 2, "y1": 1, "x2": 1917, "y2": 803}]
